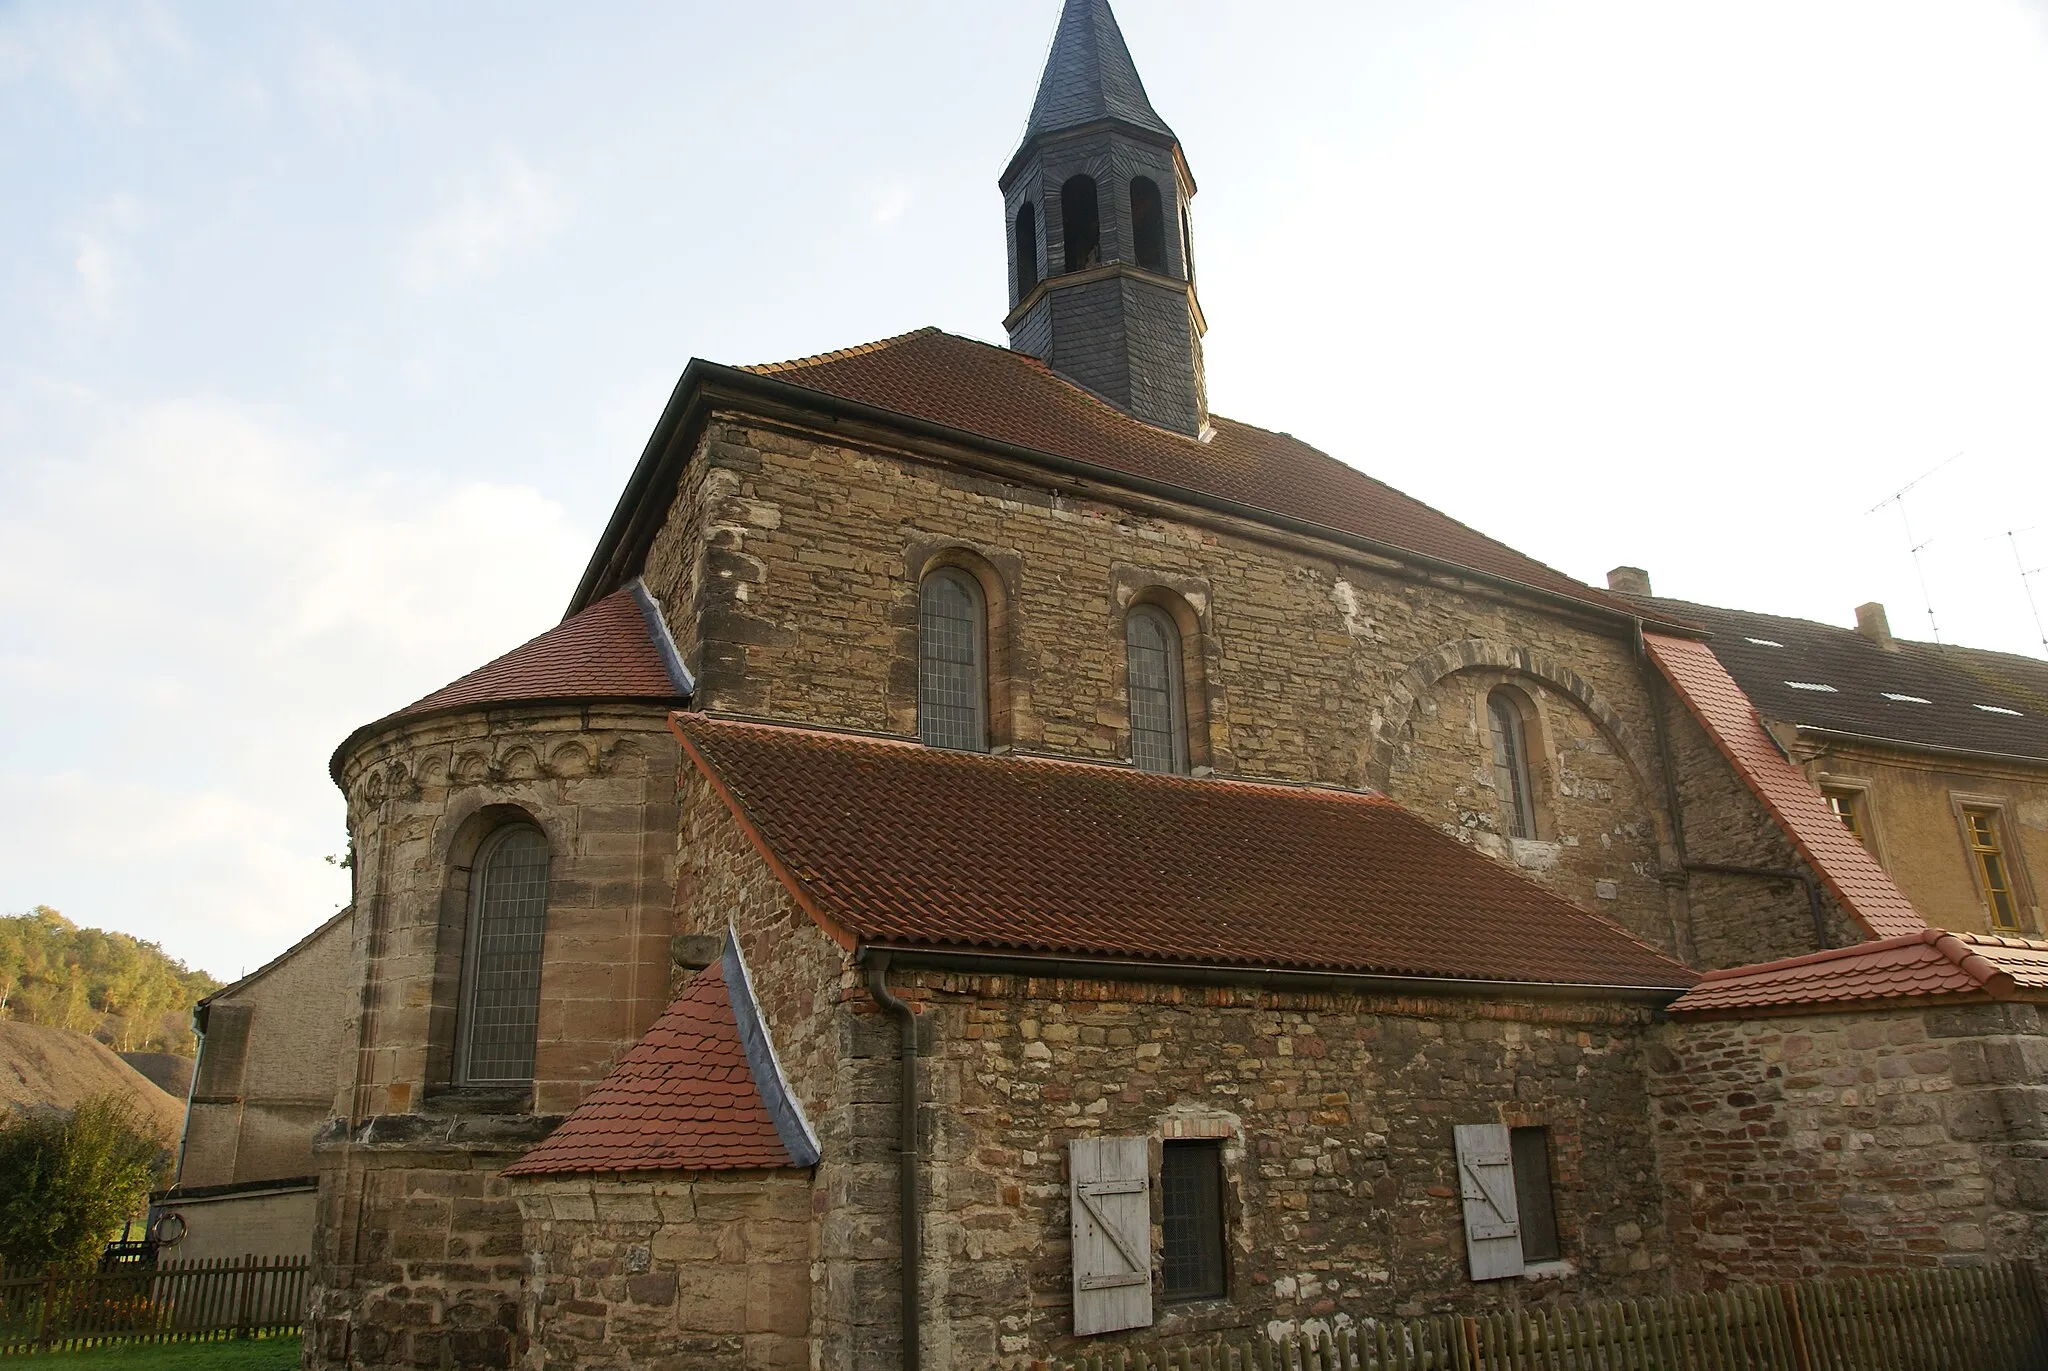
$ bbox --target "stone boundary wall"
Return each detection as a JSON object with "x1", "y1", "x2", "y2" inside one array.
[
  {"x1": 1649, "y1": 1000, "x2": 2048, "y2": 1286},
  {"x1": 512, "y1": 1172, "x2": 814, "y2": 1371}
]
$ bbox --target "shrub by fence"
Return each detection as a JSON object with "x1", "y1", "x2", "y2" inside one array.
[
  {"x1": 1015, "y1": 1259, "x2": 2048, "y2": 1371},
  {"x1": 0, "y1": 1255, "x2": 307, "y2": 1354}
]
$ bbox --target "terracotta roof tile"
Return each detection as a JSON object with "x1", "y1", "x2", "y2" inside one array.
[
  {"x1": 1670, "y1": 927, "x2": 2048, "y2": 1016},
  {"x1": 1645, "y1": 632, "x2": 1925, "y2": 941},
  {"x1": 504, "y1": 959, "x2": 795, "y2": 1176},
  {"x1": 331, "y1": 585, "x2": 688, "y2": 779},
  {"x1": 741, "y1": 330, "x2": 1642, "y2": 619},
  {"x1": 674, "y1": 713, "x2": 1697, "y2": 991}
]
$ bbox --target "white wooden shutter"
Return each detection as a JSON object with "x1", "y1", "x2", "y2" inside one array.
[
  {"x1": 1454, "y1": 1123, "x2": 1525, "y2": 1281},
  {"x1": 1069, "y1": 1136, "x2": 1153, "y2": 1335}
]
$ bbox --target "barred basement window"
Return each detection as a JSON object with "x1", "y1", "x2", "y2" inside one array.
[
  {"x1": 457, "y1": 824, "x2": 550, "y2": 1086},
  {"x1": 1510, "y1": 1126, "x2": 1560, "y2": 1263},
  {"x1": 1125, "y1": 604, "x2": 1187, "y2": 774},
  {"x1": 1160, "y1": 1140, "x2": 1225, "y2": 1301},
  {"x1": 919, "y1": 568, "x2": 988, "y2": 752},
  {"x1": 1488, "y1": 690, "x2": 1537, "y2": 840}
]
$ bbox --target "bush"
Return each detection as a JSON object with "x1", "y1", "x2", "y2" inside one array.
[{"x1": 0, "y1": 1097, "x2": 170, "y2": 1272}]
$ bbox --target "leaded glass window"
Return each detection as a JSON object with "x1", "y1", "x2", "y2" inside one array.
[
  {"x1": 1488, "y1": 692, "x2": 1536, "y2": 840},
  {"x1": 1126, "y1": 605, "x2": 1186, "y2": 775},
  {"x1": 918, "y1": 569, "x2": 987, "y2": 752},
  {"x1": 458, "y1": 824, "x2": 550, "y2": 1086}
]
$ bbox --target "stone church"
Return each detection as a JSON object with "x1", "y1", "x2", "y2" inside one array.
[{"x1": 300, "y1": 3, "x2": 2048, "y2": 1368}]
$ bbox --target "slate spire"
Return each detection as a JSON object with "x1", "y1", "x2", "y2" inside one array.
[
  {"x1": 1001, "y1": 0, "x2": 1208, "y2": 437},
  {"x1": 1016, "y1": 0, "x2": 1175, "y2": 155}
]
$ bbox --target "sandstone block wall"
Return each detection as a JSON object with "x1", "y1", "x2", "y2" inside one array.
[
  {"x1": 512, "y1": 1173, "x2": 814, "y2": 1371},
  {"x1": 1802, "y1": 741, "x2": 2048, "y2": 938},
  {"x1": 1649, "y1": 1001, "x2": 2048, "y2": 1285}
]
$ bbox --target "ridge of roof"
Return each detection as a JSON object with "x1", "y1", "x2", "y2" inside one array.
[
  {"x1": 1668, "y1": 924, "x2": 2048, "y2": 1016},
  {"x1": 329, "y1": 584, "x2": 690, "y2": 785},
  {"x1": 199, "y1": 905, "x2": 353, "y2": 1011},
  {"x1": 1644, "y1": 632, "x2": 1926, "y2": 941},
  {"x1": 504, "y1": 937, "x2": 812, "y2": 1178},
  {"x1": 670, "y1": 711, "x2": 1697, "y2": 993},
  {"x1": 741, "y1": 326, "x2": 943, "y2": 376}
]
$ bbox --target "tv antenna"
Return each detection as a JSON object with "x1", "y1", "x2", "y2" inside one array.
[
  {"x1": 2006, "y1": 528, "x2": 2048, "y2": 657},
  {"x1": 1867, "y1": 450, "x2": 1961, "y2": 646}
]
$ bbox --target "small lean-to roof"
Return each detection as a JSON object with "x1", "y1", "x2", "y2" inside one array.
[
  {"x1": 672, "y1": 713, "x2": 1696, "y2": 993},
  {"x1": 1644, "y1": 632, "x2": 1925, "y2": 941},
  {"x1": 739, "y1": 329, "x2": 1652, "y2": 623},
  {"x1": 1631, "y1": 596, "x2": 2048, "y2": 763},
  {"x1": 1670, "y1": 927, "x2": 2048, "y2": 1017},
  {"x1": 330, "y1": 583, "x2": 689, "y2": 781},
  {"x1": 505, "y1": 943, "x2": 815, "y2": 1177}
]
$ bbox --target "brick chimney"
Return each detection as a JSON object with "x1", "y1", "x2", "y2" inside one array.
[
  {"x1": 1607, "y1": 566, "x2": 1652, "y2": 596},
  {"x1": 1855, "y1": 601, "x2": 1897, "y2": 651}
]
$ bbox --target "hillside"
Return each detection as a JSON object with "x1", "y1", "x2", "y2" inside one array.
[
  {"x1": 0, "y1": 1021, "x2": 186, "y2": 1144},
  {"x1": 0, "y1": 907, "x2": 220, "y2": 1055}
]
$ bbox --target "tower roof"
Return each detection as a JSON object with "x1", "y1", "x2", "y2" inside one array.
[{"x1": 1014, "y1": 0, "x2": 1175, "y2": 159}]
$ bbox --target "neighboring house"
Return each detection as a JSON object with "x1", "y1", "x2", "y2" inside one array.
[
  {"x1": 1615, "y1": 570, "x2": 2048, "y2": 939},
  {"x1": 153, "y1": 906, "x2": 354, "y2": 1263},
  {"x1": 290, "y1": 5, "x2": 2048, "y2": 1370}
]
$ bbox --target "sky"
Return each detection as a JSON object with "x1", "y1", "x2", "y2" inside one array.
[{"x1": 4, "y1": 0, "x2": 2047, "y2": 979}]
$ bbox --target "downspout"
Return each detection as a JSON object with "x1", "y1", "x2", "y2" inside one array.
[
  {"x1": 1684, "y1": 861, "x2": 1832, "y2": 953},
  {"x1": 863, "y1": 950, "x2": 920, "y2": 1371}
]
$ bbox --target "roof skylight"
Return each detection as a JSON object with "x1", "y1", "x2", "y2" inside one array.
[
  {"x1": 1785, "y1": 681, "x2": 1838, "y2": 692},
  {"x1": 1746, "y1": 637, "x2": 1785, "y2": 647},
  {"x1": 1882, "y1": 693, "x2": 1932, "y2": 704},
  {"x1": 1976, "y1": 704, "x2": 2024, "y2": 716}
]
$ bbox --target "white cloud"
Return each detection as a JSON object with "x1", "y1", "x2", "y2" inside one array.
[
  {"x1": 404, "y1": 146, "x2": 567, "y2": 288},
  {"x1": 0, "y1": 395, "x2": 586, "y2": 973},
  {"x1": 295, "y1": 33, "x2": 413, "y2": 128},
  {"x1": 0, "y1": 0, "x2": 185, "y2": 109},
  {"x1": 61, "y1": 193, "x2": 144, "y2": 324},
  {"x1": 867, "y1": 178, "x2": 913, "y2": 228}
]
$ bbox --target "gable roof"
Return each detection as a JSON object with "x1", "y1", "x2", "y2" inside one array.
[
  {"x1": 1014, "y1": 0, "x2": 1175, "y2": 161},
  {"x1": 1629, "y1": 595, "x2": 2048, "y2": 764},
  {"x1": 736, "y1": 329, "x2": 1654, "y2": 623},
  {"x1": 673, "y1": 712, "x2": 1696, "y2": 994},
  {"x1": 330, "y1": 583, "x2": 690, "y2": 781},
  {"x1": 1644, "y1": 632, "x2": 1925, "y2": 941},
  {"x1": 1669, "y1": 927, "x2": 2048, "y2": 1017},
  {"x1": 505, "y1": 940, "x2": 815, "y2": 1177}
]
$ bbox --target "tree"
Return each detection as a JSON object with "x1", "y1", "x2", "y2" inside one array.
[
  {"x1": 0, "y1": 1097, "x2": 170, "y2": 1272},
  {"x1": 0, "y1": 907, "x2": 221, "y2": 1054}
]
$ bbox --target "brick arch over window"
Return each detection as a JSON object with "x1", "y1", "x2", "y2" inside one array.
[{"x1": 1367, "y1": 639, "x2": 1674, "y2": 858}]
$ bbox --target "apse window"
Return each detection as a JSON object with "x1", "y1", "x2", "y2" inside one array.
[
  {"x1": 1963, "y1": 808, "x2": 2022, "y2": 932},
  {"x1": 458, "y1": 824, "x2": 551, "y2": 1087},
  {"x1": 1160, "y1": 1140, "x2": 1226, "y2": 1301},
  {"x1": 1510, "y1": 1127, "x2": 1561, "y2": 1264}
]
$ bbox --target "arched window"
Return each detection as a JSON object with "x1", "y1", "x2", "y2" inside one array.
[
  {"x1": 1130, "y1": 177, "x2": 1166, "y2": 273},
  {"x1": 1061, "y1": 175, "x2": 1101, "y2": 273},
  {"x1": 457, "y1": 824, "x2": 550, "y2": 1086},
  {"x1": 1015, "y1": 203, "x2": 1039, "y2": 299},
  {"x1": 919, "y1": 569, "x2": 987, "y2": 752},
  {"x1": 1488, "y1": 691, "x2": 1536, "y2": 840},
  {"x1": 1126, "y1": 604, "x2": 1187, "y2": 774},
  {"x1": 1180, "y1": 204, "x2": 1195, "y2": 282}
]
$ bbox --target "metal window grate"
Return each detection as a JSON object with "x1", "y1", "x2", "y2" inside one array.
[
  {"x1": 919, "y1": 571, "x2": 987, "y2": 751},
  {"x1": 1510, "y1": 1126, "x2": 1560, "y2": 1263},
  {"x1": 462, "y1": 826, "x2": 550, "y2": 1085},
  {"x1": 1126, "y1": 607, "x2": 1185, "y2": 774},
  {"x1": 1160, "y1": 1140, "x2": 1225, "y2": 1301}
]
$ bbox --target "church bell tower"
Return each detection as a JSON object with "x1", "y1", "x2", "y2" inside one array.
[{"x1": 1002, "y1": 0, "x2": 1208, "y2": 437}]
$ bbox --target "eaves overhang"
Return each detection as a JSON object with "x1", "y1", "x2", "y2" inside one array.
[{"x1": 568, "y1": 359, "x2": 1707, "y2": 642}]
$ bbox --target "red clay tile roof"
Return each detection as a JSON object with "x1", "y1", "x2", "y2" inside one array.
[
  {"x1": 1645, "y1": 632, "x2": 1925, "y2": 941},
  {"x1": 741, "y1": 329, "x2": 1647, "y2": 620},
  {"x1": 674, "y1": 713, "x2": 1697, "y2": 992},
  {"x1": 504, "y1": 959, "x2": 796, "y2": 1176},
  {"x1": 401, "y1": 585, "x2": 682, "y2": 718},
  {"x1": 331, "y1": 585, "x2": 687, "y2": 780},
  {"x1": 1669, "y1": 927, "x2": 2048, "y2": 1017}
]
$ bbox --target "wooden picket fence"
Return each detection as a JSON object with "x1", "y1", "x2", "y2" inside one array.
[
  {"x1": 1019, "y1": 1260, "x2": 2048, "y2": 1371},
  {"x1": 0, "y1": 1255, "x2": 307, "y2": 1354}
]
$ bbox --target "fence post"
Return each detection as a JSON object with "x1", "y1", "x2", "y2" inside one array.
[
  {"x1": 34, "y1": 1270, "x2": 55, "y2": 1352},
  {"x1": 234, "y1": 1254, "x2": 254, "y2": 1339},
  {"x1": 1778, "y1": 1282, "x2": 1812, "y2": 1371}
]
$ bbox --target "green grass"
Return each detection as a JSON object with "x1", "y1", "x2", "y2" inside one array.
[{"x1": 10, "y1": 1335, "x2": 300, "y2": 1369}]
